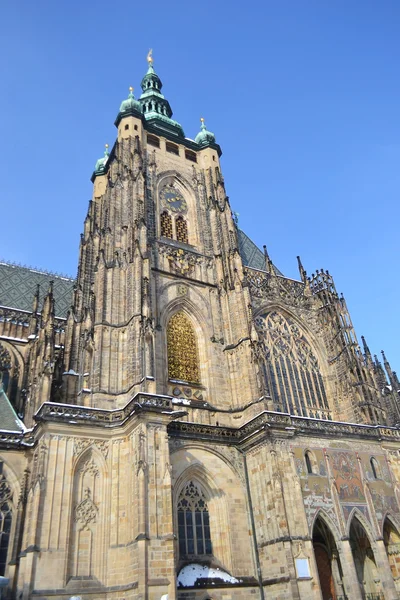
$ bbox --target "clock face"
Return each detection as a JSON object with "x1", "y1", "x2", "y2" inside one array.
[{"x1": 161, "y1": 186, "x2": 187, "y2": 213}]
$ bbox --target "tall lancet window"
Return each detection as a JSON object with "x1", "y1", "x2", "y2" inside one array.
[
  {"x1": 176, "y1": 216, "x2": 188, "y2": 244},
  {"x1": 0, "y1": 464, "x2": 12, "y2": 576},
  {"x1": 177, "y1": 481, "x2": 212, "y2": 558},
  {"x1": 255, "y1": 311, "x2": 330, "y2": 419},
  {"x1": 167, "y1": 312, "x2": 200, "y2": 383},
  {"x1": 161, "y1": 211, "x2": 173, "y2": 239}
]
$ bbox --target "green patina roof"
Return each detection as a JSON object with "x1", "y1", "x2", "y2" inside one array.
[
  {"x1": 114, "y1": 87, "x2": 143, "y2": 127},
  {"x1": 139, "y1": 60, "x2": 185, "y2": 138},
  {"x1": 0, "y1": 262, "x2": 75, "y2": 318},
  {"x1": 93, "y1": 145, "x2": 110, "y2": 178},
  {"x1": 195, "y1": 119, "x2": 216, "y2": 147},
  {"x1": 0, "y1": 385, "x2": 25, "y2": 432}
]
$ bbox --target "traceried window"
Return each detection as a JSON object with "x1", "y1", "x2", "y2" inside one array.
[
  {"x1": 159, "y1": 184, "x2": 190, "y2": 244},
  {"x1": 255, "y1": 311, "x2": 330, "y2": 419},
  {"x1": 161, "y1": 211, "x2": 173, "y2": 239},
  {"x1": 176, "y1": 216, "x2": 188, "y2": 244},
  {"x1": 177, "y1": 481, "x2": 212, "y2": 558},
  {"x1": 0, "y1": 464, "x2": 12, "y2": 576},
  {"x1": 167, "y1": 312, "x2": 200, "y2": 383}
]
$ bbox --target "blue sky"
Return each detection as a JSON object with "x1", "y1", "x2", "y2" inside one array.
[{"x1": 1, "y1": 1, "x2": 399, "y2": 368}]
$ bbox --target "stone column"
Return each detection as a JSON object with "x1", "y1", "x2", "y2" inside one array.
[
  {"x1": 372, "y1": 539, "x2": 398, "y2": 600},
  {"x1": 338, "y1": 539, "x2": 363, "y2": 600}
]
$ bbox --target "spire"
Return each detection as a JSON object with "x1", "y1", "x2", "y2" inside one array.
[
  {"x1": 382, "y1": 350, "x2": 396, "y2": 386},
  {"x1": 139, "y1": 51, "x2": 184, "y2": 138},
  {"x1": 296, "y1": 256, "x2": 307, "y2": 283},
  {"x1": 361, "y1": 336, "x2": 373, "y2": 365},
  {"x1": 263, "y1": 245, "x2": 275, "y2": 275}
]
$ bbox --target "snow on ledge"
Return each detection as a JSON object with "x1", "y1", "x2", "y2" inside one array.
[{"x1": 177, "y1": 563, "x2": 239, "y2": 587}]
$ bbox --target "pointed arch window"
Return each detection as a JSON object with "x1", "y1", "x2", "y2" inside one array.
[
  {"x1": 177, "y1": 481, "x2": 212, "y2": 558},
  {"x1": 305, "y1": 452, "x2": 313, "y2": 475},
  {"x1": 255, "y1": 311, "x2": 330, "y2": 419},
  {"x1": 370, "y1": 457, "x2": 380, "y2": 480},
  {"x1": 0, "y1": 464, "x2": 12, "y2": 576},
  {"x1": 167, "y1": 312, "x2": 200, "y2": 383},
  {"x1": 161, "y1": 211, "x2": 173, "y2": 239},
  {"x1": 176, "y1": 216, "x2": 188, "y2": 244}
]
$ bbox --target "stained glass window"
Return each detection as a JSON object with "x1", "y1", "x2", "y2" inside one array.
[
  {"x1": 167, "y1": 312, "x2": 200, "y2": 383},
  {"x1": 0, "y1": 468, "x2": 12, "y2": 576},
  {"x1": 176, "y1": 216, "x2": 188, "y2": 244},
  {"x1": 177, "y1": 481, "x2": 212, "y2": 558},
  {"x1": 255, "y1": 311, "x2": 330, "y2": 419},
  {"x1": 161, "y1": 211, "x2": 173, "y2": 239}
]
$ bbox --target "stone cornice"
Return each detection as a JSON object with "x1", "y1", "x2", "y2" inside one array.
[
  {"x1": 168, "y1": 410, "x2": 400, "y2": 448},
  {"x1": 2, "y1": 402, "x2": 400, "y2": 451}
]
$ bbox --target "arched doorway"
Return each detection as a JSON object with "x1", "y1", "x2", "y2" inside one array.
[
  {"x1": 383, "y1": 518, "x2": 400, "y2": 592},
  {"x1": 349, "y1": 517, "x2": 380, "y2": 597},
  {"x1": 313, "y1": 516, "x2": 345, "y2": 600}
]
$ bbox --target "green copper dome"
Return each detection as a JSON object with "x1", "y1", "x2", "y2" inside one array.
[
  {"x1": 115, "y1": 87, "x2": 142, "y2": 126},
  {"x1": 93, "y1": 145, "x2": 109, "y2": 177},
  {"x1": 119, "y1": 87, "x2": 142, "y2": 114},
  {"x1": 195, "y1": 118, "x2": 216, "y2": 147}
]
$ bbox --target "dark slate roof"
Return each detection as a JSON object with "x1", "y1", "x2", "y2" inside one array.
[
  {"x1": 237, "y1": 229, "x2": 283, "y2": 276},
  {"x1": 0, "y1": 262, "x2": 75, "y2": 318},
  {"x1": 0, "y1": 386, "x2": 25, "y2": 432}
]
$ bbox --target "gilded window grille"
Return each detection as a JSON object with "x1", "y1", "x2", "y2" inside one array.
[
  {"x1": 177, "y1": 481, "x2": 212, "y2": 557},
  {"x1": 167, "y1": 311, "x2": 200, "y2": 383},
  {"x1": 255, "y1": 311, "x2": 329, "y2": 419},
  {"x1": 161, "y1": 211, "x2": 173, "y2": 239},
  {"x1": 176, "y1": 216, "x2": 188, "y2": 244}
]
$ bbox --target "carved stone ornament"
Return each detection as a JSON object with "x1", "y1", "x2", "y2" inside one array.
[
  {"x1": 79, "y1": 458, "x2": 99, "y2": 477},
  {"x1": 73, "y1": 438, "x2": 110, "y2": 460},
  {"x1": 75, "y1": 487, "x2": 98, "y2": 527}
]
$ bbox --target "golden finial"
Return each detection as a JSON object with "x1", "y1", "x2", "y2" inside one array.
[
  {"x1": 200, "y1": 117, "x2": 205, "y2": 123},
  {"x1": 129, "y1": 86, "x2": 134, "y2": 92},
  {"x1": 105, "y1": 143, "x2": 109, "y2": 149},
  {"x1": 147, "y1": 48, "x2": 153, "y2": 64}
]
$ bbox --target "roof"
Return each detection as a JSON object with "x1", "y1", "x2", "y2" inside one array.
[
  {"x1": 0, "y1": 262, "x2": 75, "y2": 318},
  {"x1": 0, "y1": 385, "x2": 25, "y2": 432},
  {"x1": 0, "y1": 230, "x2": 276, "y2": 319},
  {"x1": 237, "y1": 229, "x2": 283, "y2": 275}
]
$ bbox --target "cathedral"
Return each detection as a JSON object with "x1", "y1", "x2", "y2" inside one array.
[{"x1": 1, "y1": 53, "x2": 400, "y2": 600}]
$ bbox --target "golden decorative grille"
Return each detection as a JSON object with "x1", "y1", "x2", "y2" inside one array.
[
  {"x1": 176, "y1": 216, "x2": 188, "y2": 244},
  {"x1": 167, "y1": 312, "x2": 200, "y2": 383},
  {"x1": 161, "y1": 211, "x2": 173, "y2": 238}
]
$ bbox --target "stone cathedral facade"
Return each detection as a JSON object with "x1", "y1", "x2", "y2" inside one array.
[{"x1": 1, "y1": 55, "x2": 400, "y2": 600}]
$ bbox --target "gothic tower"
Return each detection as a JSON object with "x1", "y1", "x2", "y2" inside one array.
[{"x1": 1, "y1": 54, "x2": 400, "y2": 600}]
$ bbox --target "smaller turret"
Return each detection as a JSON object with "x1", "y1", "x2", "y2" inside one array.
[
  {"x1": 115, "y1": 87, "x2": 142, "y2": 126},
  {"x1": 195, "y1": 118, "x2": 216, "y2": 148},
  {"x1": 92, "y1": 144, "x2": 110, "y2": 179}
]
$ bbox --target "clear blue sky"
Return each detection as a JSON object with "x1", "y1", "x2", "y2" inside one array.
[{"x1": 1, "y1": 1, "x2": 399, "y2": 368}]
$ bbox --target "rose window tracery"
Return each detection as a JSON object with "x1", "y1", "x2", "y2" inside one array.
[{"x1": 255, "y1": 311, "x2": 330, "y2": 418}]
